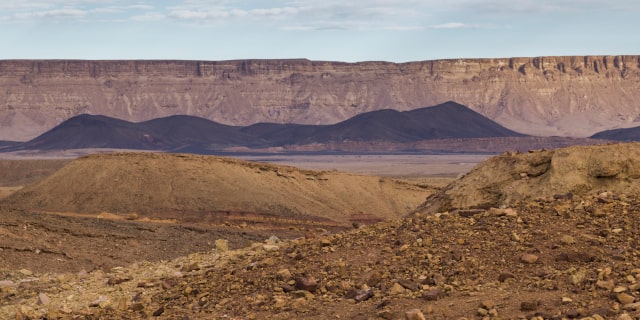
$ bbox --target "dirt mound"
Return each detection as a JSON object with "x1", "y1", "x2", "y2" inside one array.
[
  {"x1": 419, "y1": 142, "x2": 640, "y2": 212},
  {"x1": 1, "y1": 152, "x2": 431, "y2": 226}
]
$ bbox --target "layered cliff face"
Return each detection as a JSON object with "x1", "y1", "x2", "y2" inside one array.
[{"x1": 1, "y1": 56, "x2": 639, "y2": 141}]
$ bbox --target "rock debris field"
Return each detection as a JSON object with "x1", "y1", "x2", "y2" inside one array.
[{"x1": 3, "y1": 143, "x2": 640, "y2": 319}]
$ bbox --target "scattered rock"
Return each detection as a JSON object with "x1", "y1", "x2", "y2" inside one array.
[
  {"x1": 596, "y1": 280, "x2": 615, "y2": 291},
  {"x1": 37, "y1": 293, "x2": 50, "y2": 306},
  {"x1": 18, "y1": 269, "x2": 33, "y2": 276},
  {"x1": 520, "y1": 300, "x2": 539, "y2": 311},
  {"x1": 344, "y1": 288, "x2": 374, "y2": 303},
  {"x1": 560, "y1": 235, "x2": 575, "y2": 244},
  {"x1": 398, "y1": 279, "x2": 419, "y2": 291},
  {"x1": 360, "y1": 270, "x2": 382, "y2": 287},
  {"x1": 520, "y1": 254, "x2": 539, "y2": 264},
  {"x1": 277, "y1": 268, "x2": 292, "y2": 280},
  {"x1": 389, "y1": 282, "x2": 406, "y2": 295},
  {"x1": 152, "y1": 306, "x2": 165, "y2": 317},
  {"x1": 404, "y1": 309, "x2": 426, "y2": 320},
  {"x1": 498, "y1": 272, "x2": 515, "y2": 282},
  {"x1": 295, "y1": 276, "x2": 318, "y2": 292},
  {"x1": 422, "y1": 288, "x2": 443, "y2": 301},
  {"x1": 617, "y1": 293, "x2": 635, "y2": 305}
]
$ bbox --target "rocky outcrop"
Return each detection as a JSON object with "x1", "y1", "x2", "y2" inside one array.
[
  {"x1": 418, "y1": 142, "x2": 640, "y2": 212},
  {"x1": 1, "y1": 56, "x2": 640, "y2": 141}
]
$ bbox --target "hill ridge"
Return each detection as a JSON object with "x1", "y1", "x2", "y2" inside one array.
[{"x1": 5, "y1": 101, "x2": 525, "y2": 153}]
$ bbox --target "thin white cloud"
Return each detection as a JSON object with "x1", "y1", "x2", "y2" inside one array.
[
  {"x1": 131, "y1": 12, "x2": 165, "y2": 22},
  {"x1": 14, "y1": 8, "x2": 87, "y2": 20},
  {"x1": 430, "y1": 22, "x2": 487, "y2": 29}
]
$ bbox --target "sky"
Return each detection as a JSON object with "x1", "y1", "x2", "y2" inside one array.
[{"x1": 0, "y1": 0, "x2": 639, "y2": 63}]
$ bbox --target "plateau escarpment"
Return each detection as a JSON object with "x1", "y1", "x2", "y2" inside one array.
[{"x1": 1, "y1": 56, "x2": 640, "y2": 141}]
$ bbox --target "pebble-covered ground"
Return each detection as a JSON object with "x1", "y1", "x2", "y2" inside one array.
[{"x1": 3, "y1": 191, "x2": 640, "y2": 319}]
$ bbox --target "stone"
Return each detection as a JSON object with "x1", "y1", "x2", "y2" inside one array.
[
  {"x1": 422, "y1": 288, "x2": 443, "y2": 301},
  {"x1": 0, "y1": 280, "x2": 16, "y2": 288},
  {"x1": 520, "y1": 254, "x2": 539, "y2": 264},
  {"x1": 404, "y1": 309, "x2": 426, "y2": 320},
  {"x1": 180, "y1": 263, "x2": 200, "y2": 272},
  {"x1": 498, "y1": 272, "x2": 515, "y2": 282},
  {"x1": 89, "y1": 296, "x2": 109, "y2": 308},
  {"x1": 618, "y1": 314, "x2": 633, "y2": 320},
  {"x1": 266, "y1": 235, "x2": 281, "y2": 244},
  {"x1": 295, "y1": 277, "x2": 318, "y2": 292},
  {"x1": 277, "y1": 268, "x2": 292, "y2": 280},
  {"x1": 262, "y1": 244, "x2": 280, "y2": 251},
  {"x1": 480, "y1": 300, "x2": 495, "y2": 309},
  {"x1": 344, "y1": 288, "x2": 374, "y2": 303},
  {"x1": 360, "y1": 270, "x2": 382, "y2": 287},
  {"x1": 37, "y1": 293, "x2": 50, "y2": 306},
  {"x1": 290, "y1": 290, "x2": 314, "y2": 299},
  {"x1": 18, "y1": 269, "x2": 33, "y2": 276},
  {"x1": 152, "y1": 306, "x2": 164, "y2": 317},
  {"x1": 398, "y1": 279, "x2": 420, "y2": 291},
  {"x1": 389, "y1": 282, "x2": 406, "y2": 295},
  {"x1": 596, "y1": 280, "x2": 615, "y2": 290},
  {"x1": 560, "y1": 235, "x2": 575, "y2": 244},
  {"x1": 118, "y1": 297, "x2": 128, "y2": 310},
  {"x1": 617, "y1": 293, "x2": 635, "y2": 305},
  {"x1": 614, "y1": 286, "x2": 628, "y2": 293},
  {"x1": 520, "y1": 301, "x2": 539, "y2": 311},
  {"x1": 215, "y1": 239, "x2": 228, "y2": 252}
]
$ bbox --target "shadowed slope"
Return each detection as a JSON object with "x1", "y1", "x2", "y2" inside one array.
[
  {"x1": 16, "y1": 115, "x2": 167, "y2": 150},
  {"x1": 241, "y1": 101, "x2": 525, "y2": 145},
  {"x1": 1, "y1": 152, "x2": 431, "y2": 225},
  {"x1": 4, "y1": 102, "x2": 527, "y2": 153},
  {"x1": 590, "y1": 126, "x2": 640, "y2": 141},
  {"x1": 305, "y1": 101, "x2": 525, "y2": 143}
]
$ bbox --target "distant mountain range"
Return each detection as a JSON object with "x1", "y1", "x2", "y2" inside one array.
[
  {"x1": 3, "y1": 101, "x2": 526, "y2": 153},
  {"x1": 2, "y1": 57, "x2": 640, "y2": 142}
]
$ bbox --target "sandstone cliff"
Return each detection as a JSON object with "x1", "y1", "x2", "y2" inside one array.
[{"x1": 1, "y1": 56, "x2": 639, "y2": 141}]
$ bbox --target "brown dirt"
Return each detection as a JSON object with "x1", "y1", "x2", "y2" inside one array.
[{"x1": 1, "y1": 152, "x2": 434, "y2": 226}]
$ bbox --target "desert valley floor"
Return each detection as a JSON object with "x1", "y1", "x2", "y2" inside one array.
[{"x1": 3, "y1": 145, "x2": 640, "y2": 319}]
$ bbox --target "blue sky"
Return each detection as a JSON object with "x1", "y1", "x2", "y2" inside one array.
[{"x1": 1, "y1": 0, "x2": 638, "y2": 62}]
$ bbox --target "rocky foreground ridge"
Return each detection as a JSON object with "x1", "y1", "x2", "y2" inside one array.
[
  {"x1": 420, "y1": 142, "x2": 640, "y2": 213},
  {"x1": 2, "y1": 56, "x2": 640, "y2": 141}
]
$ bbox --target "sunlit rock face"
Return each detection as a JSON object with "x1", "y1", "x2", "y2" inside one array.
[{"x1": 1, "y1": 56, "x2": 639, "y2": 141}]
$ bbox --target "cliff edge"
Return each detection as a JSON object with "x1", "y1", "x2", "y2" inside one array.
[{"x1": 1, "y1": 56, "x2": 639, "y2": 141}]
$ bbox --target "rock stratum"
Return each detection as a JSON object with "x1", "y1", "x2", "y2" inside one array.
[
  {"x1": 419, "y1": 142, "x2": 640, "y2": 213},
  {"x1": 2, "y1": 56, "x2": 640, "y2": 141}
]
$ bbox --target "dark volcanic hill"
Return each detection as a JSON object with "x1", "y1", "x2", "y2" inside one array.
[
  {"x1": 242, "y1": 101, "x2": 524, "y2": 144},
  {"x1": 313, "y1": 101, "x2": 525, "y2": 142},
  {"x1": 13, "y1": 114, "x2": 253, "y2": 152},
  {"x1": 4, "y1": 102, "x2": 526, "y2": 153},
  {"x1": 20, "y1": 114, "x2": 166, "y2": 150},
  {"x1": 590, "y1": 125, "x2": 640, "y2": 141}
]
